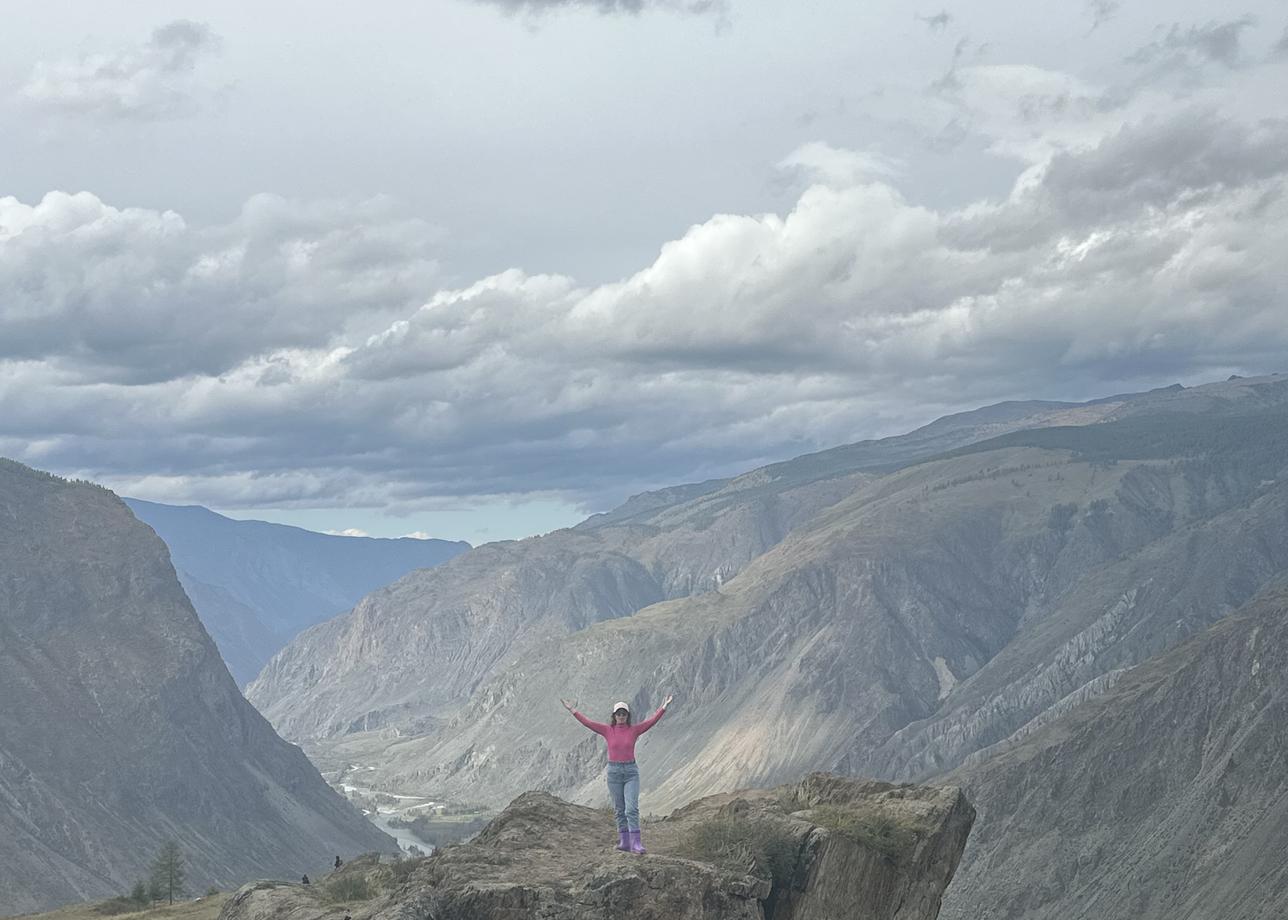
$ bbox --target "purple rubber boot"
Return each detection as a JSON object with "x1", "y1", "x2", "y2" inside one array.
[
  {"x1": 616, "y1": 830, "x2": 631, "y2": 852},
  {"x1": 629, "y1": 830, "x2": 646, "y2": 855}
]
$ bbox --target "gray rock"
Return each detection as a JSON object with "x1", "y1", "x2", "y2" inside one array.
[{"x1": 218, "y1": 773, "x2": 974, "y2": 920}]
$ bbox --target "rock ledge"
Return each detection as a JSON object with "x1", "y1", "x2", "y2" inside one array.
[{"x1": 219, "y1": 772, "x2": 973, "y2": 920}]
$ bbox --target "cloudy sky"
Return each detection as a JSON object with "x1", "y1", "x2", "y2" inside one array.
[{"x1": 2, "y1": 0, "x2": 1286, "y2": 544}]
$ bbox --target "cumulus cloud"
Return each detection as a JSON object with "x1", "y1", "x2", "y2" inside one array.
[
  {"x1": 0, "y1": 192, "x2": 440, "y2": 382},
  {"x1": 20, "y1": 20, "x2": 222, "y2": 120},
  {"x1": 4, "y1": 54, "x2": 1288, "y2": 517},
  {"x1": 9, "y1": 108, "x2": 1288, "y2": 513}
]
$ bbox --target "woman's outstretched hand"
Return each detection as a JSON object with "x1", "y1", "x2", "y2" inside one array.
[
  {"x1": 662, "y1": 694, "x2": 674, "y2": 709},
  {"x1": 560, "y1": 698, "x2": 576, "y2": 712}
]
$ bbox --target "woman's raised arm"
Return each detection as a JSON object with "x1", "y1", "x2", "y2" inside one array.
[
  {"x1": 633, "y1": 694, "x2": 673, "y2": 735},
  {"x1": 562, "y1": 698, "x2": 608, "y2": 735}
]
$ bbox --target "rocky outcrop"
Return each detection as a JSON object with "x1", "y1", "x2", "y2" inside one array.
[
  {"x1": 124, "y1": 498, "x2": 468, "y2": 685},
  {"x1": 219, "y1": 773, "x2": 974, "y2": 920},
  {"x1": 0, "y1": 461, "x2": 396, "y2": 916}
]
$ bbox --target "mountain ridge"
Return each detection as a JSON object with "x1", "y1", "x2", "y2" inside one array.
[
  {"x1": 123, "y1": 498, "x2": 469, "y2": 684},
  {"x1": 0, "y1": 460, "x2": 396, "y2": 916}
]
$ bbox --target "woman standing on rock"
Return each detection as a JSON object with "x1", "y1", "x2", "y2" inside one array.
[{"x1": 561, "y1": 694, "x2": 673, "y2": 855}]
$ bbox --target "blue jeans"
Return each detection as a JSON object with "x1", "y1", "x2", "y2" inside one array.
[{"x1": 606, "y1": 761, "x2": 641, "y2": 831}]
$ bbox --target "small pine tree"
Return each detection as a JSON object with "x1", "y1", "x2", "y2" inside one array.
[
  {"x1": 130, "y1": 880, "x2": 148, "y2": 904},
  {"x1": 149, "y1": 840, "x2": 187, "y2": 905}
]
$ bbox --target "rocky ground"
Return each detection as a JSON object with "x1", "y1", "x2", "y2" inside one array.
[{"x1": 218, "y1": 773, "x2": 973, "y2": 920}]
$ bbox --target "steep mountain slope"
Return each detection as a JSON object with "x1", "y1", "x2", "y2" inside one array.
[
  {"x1": 0, "y1": 461, "x2": 395, "y2": 916},
  {"x1": 265, "y1": 376, "x2": 1288, "y2": 817},
  {"x1": 123, "y1": 499, "x2": 468, "y2": 684},
  {"x1": 940, "y1": 578, "x2": 1288, "y2": 920},
  {"x1": 247, "y1": 391, "x2": 1151, "y2": 741}
]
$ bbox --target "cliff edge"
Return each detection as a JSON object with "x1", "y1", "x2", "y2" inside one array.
[{"x1": 219, "y1": 772, "x2": 973, "y2": 920}]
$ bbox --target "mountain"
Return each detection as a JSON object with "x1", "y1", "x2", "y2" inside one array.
[
  {"x1": 246, "y1": 391, "x2": 1141, "y2": 742},
  {"x1": 327, "y1": 377, "x2": 1282, "y2": 811},
  {"x1": 0, "y1": 460, "x2": 396, "y2": 916},
  {"x1": 939, "y1": 578, "x2": 1288, "y2": 920},
  {"x1": 122, "y1": 499, "x2": 468, "y2": 685},
  {"x1": 250, "y1": 376, "x2": 1286, "y2": 785},
  {"x1": 246, "y1": 374, "x2": 1288, "y2": 917}
]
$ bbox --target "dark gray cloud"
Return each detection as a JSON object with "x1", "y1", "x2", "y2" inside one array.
[
  {"x1": 917, "y1": 11, "x2": 953, "y2": 33},
  {"x1": 930, "y1": 37, "x2": 973, "y2": 93},
  {"x1": 1127, "y1": 17, "x2": 1256, "y2": 71},
  {"x1": 1273, "y1": 25, "x2": 1288, "y2": 56},
  {"x1": 1086, "y1": 0, "x2": 1120, "y2": 31},
  {"x1": 20, "y1": 20, "x2": 221, "y2": 120},
  {"x1": 943, "y1": 110, "x2": 1288, "y2": 252}
]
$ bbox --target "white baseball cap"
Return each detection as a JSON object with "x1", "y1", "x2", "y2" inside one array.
[{"x1": 612, "y1": 701, "x2": 630, "y2": 713}]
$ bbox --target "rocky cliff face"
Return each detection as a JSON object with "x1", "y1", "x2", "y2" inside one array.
[
  {"x1": 219, "y1": 773, "x2": 973, "y2": 920},
  {"x1": 123, "y1": 499, "x2": 468, "y2": 685},
  {"x1": 0, "y1": 461, "x2": 395, "y2": 916},
  {"x1": 940, "y1": 579, "x2": 1288, "y2": 920}
]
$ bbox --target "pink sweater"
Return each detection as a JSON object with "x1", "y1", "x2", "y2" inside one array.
[{"x1": 572, "y1": 708, "x2": 666, "y2": 762}]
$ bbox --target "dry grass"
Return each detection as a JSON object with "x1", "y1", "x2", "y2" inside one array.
[
  {"x1": 11, "y1": 894, "x2": 229, "y2": 920},
  {"x1": 803, "y1": 804, "x2": 920, "y2": 859},
  {"x1": 676, "y1": 816, "x2": 799, "y2": 887}
]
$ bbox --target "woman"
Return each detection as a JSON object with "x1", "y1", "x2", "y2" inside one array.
[{"x1": 561, "y1": 694, "x2": 673, "y2": 854}]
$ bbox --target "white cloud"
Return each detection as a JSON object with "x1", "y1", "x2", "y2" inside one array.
[
  {"x1": 776, "y1": 142, "x2": 901, "y2": 188},
  {"x1": 326, "y1": 528, "x2": 372, "y2": 537},
  {"x1": 20, "y1": 20, "x2": 223, "y2": 120},
  {"x1": 0, "y1": 191, "x2": 440, "y2": 382},
  {"x1": 4, "y1": 52, "x2": 1288, "y2": 518}
]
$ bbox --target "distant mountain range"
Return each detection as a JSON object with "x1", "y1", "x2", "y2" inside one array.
[
  {"x1": 123, "y1": 499, "x2": 468, "y2": 685},
  {"x1": 0, "y1": 460, "x2": 395, "y2": 916},
  {"x1": 247, "y1": 372, "x2": 1288, "y2": 919}
]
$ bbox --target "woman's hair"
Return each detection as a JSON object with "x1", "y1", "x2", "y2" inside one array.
[{"x1": 610, "y1": 707, "x2": 633, "y2": 726}]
